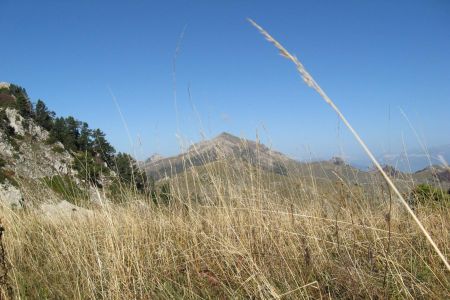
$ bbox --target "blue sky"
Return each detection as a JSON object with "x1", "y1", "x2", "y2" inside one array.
[{"x1": 1, "y1": 0, "x2": 449, "y2": 163}]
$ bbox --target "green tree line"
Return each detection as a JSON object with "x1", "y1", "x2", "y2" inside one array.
[{"x1": 0, "y1": 83, "x2": 151, "y2": 192}]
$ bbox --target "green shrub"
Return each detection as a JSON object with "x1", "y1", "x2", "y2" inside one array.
[
  {"x1": 72, "y1": 152, "x2": 106, "y2": 186},
  {"x1": 42, "y1": 175, "x2": 88, "y2": 205},
  {"x1": 114, "y1": 152, "x2": 152, "y2": 192},
  {"x1": 411, "y1": 184, "x2": 450, "y2": 206},
  {"x1": 51, "y1": 145, "x2": 65, "y2": 154},
  {"x1": 152, "y1": 181, "x2": 172, "y2": 205}
]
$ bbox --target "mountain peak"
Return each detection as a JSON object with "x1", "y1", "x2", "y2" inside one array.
[
  {"x1": 145, "y1": 132, "x2": 294, "y2": 179},
  {"x1": 215, "y1": 132, "x2": 241, "y2": 142},
  {"x1": 218, "y1": 132, "x2": 234, "y2": 137},
  {"x1": 146, "y1": 153, "x2": 164, "y2": 163}
]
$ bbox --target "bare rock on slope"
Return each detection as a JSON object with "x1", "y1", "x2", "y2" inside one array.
[
  {"x1": 0, "y1": 82, "x2": 10, "y2": 89},
  {"x1": 437, "y1": 169, "x2": 450, "y2": 182},
  {"x1": 0, "y1": 107, "x2": 74, "y2": 179},
  {"x1": 146, "y1": 153, "x2": 164, "y2": 163},
  {"x1": 331, "y1": 156, "x2": 346, "y2": 166},
  {"x1": 40, "y1": 200, "x2": 92, "y2": 218},
  {"x1": 0, "y1": 182, "x2": 23, "y2": 208}
]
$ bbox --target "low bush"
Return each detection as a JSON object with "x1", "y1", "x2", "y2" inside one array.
[
  {"x1": 412, "y1": 183, "x2": 450, "y2": 205},
  {"x1": 42, "y1": 175, "x2": 88, "y2": 205},
  {"x1": 51, "y1": 145, "x2": 65, "y2": 154}
]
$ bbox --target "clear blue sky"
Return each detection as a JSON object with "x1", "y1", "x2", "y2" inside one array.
[{"x1": 1, "y1": 0, "x2": 449, "y2": 162}]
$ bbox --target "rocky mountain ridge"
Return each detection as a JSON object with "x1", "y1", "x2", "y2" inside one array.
[
  {"x1": 144, "y1": 132, "x2": 450, "y2": 191},
  {"x1": 143, "y1": 132, "x2": 296, "y2": 180}
]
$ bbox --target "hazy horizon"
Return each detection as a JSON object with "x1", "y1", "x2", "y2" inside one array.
[{"x1": 142, "y1": 130, "x2": 450, "y2": 172}]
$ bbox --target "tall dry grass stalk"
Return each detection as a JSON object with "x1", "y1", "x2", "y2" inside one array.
[
  {"x1": 248, "y1": 18, "x2": 450, "y2": 272},
  {"x1": 1, "y1": 158, "x2": 449, "y2": 298}
]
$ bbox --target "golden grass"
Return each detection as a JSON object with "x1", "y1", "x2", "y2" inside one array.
[{"x1": 0, "y1": 160, "x2": 449, "y2": 299}]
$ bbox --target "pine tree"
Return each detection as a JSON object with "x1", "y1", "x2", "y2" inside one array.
[
  {"x1": 64, "y1": 116, "x2": 80, "y2": 151},
  {"x1": 48, "y1": 117, "x2": 66, "y2": 144},
  {"x1": 9, "y1": 84, "x2": 28, "y2": 99},
  {"x1": 78, "y1": 122, "x2": 91, "y2": 152},
  {"x1": 34, "y1": 100, "x2": 54, "y2": 130},
  {"x1": 9, "y1": 84, "x2": 32, "y2": 118},
  {"x1": 115, "y1": 152, "x2": 151, "y2": 192},
  {"x1": 15, "y1": 94, "x2": 33, "y2": 118},
  {"x1": 91, "y1": 129, "x2": 115, "y2": 166}
]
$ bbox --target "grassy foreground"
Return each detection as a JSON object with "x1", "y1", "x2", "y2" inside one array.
[{"x1": 0, "y1": 162, "x2": 449, "y2": 299}]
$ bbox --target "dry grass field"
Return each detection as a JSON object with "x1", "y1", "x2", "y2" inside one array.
[{"x1": 0, "y1": 158, "x2": 449, "y2": 299}]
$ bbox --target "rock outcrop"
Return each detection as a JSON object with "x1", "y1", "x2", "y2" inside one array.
[
  {"x1": 40, "y1": 200, "x2": 93, "y2": 218},
  {"x1": 0, "y1": 105, "x2": 75, "y2": 207},
  {"x1": 0, "y1": 182, "x2": 23, "y2": 208},
  {"x1": 0, "y1": 108, "x2": 74, "y2": 179}
]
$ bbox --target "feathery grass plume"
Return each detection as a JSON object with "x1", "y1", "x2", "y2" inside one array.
[{"x1": 248, "y1": 18, "x2": 450, "y2": 272}]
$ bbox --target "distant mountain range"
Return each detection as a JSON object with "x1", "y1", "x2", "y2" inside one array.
[
  {"x1": 346, "y1": 144, "x2": 450, "y2": 173},
  {"x1": 380, "y1": 144, "x2": 450, "y2": 172},
  {"x1": 143, "y1": 132, "x2": 450, "y2": 191}
]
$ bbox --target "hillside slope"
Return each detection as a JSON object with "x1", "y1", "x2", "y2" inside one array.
[
  {"x1": 143, "y1": 132, "x2": 296, "y2": 180},
  {"x1": 144, "y1": 132, "x2": 450, "y2": 194},
  {"x1": 0, "y1": 82, "x2": 149, "y2": 207}
]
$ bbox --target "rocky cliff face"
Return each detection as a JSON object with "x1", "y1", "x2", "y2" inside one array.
[
  {"x1": 0, "y1": 108, "x2": 74, "y2": 179},
  {"x1": 0, "y1": 82, "x2": 149, "y2": 209},
  {"x1": 0, "y1": 107, "x2": 75, "y2": 207}
]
